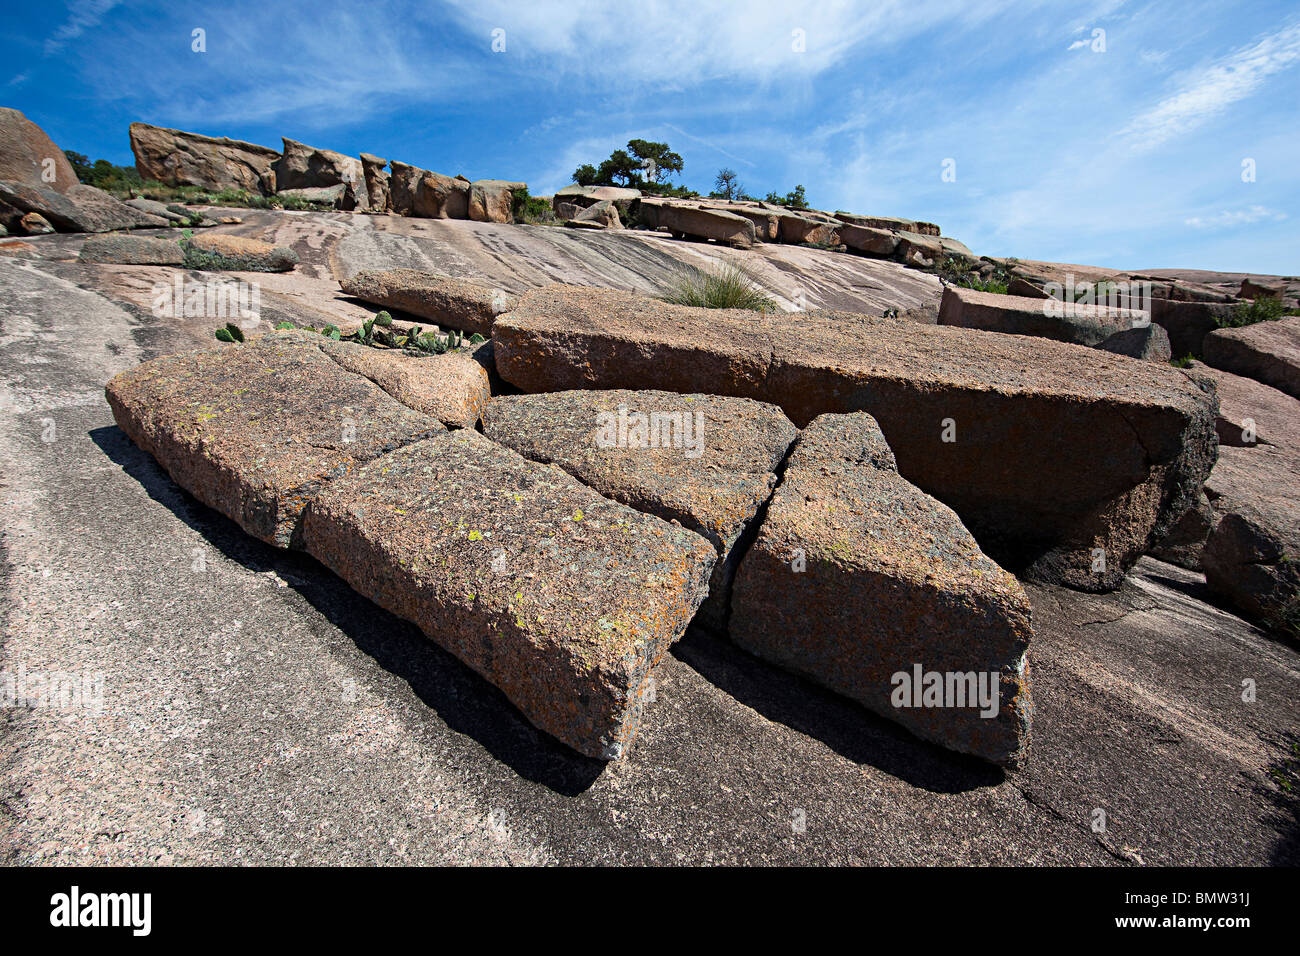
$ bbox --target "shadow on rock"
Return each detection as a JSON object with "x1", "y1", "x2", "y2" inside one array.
[
  {"x1": 672, "y1": 624, "x2": 1004, "y2": 794},
  {"x1": 90, "y1": 424, "x2": 606, "y2": 796}
]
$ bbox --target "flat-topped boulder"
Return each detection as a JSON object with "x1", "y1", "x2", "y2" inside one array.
[
  {"x1": 79, "y1": 234, "x2": 186, "y2": 265},
  {"x1": 1149, "y1": 298, "x2": 1235, "y2": 358},
  {"x1": 301, "y1": 429, "x2": 717, "y2": 759},
  {"x1": 729, "y1": 413, "x2": 1033, "y2": 764},
  {"x1": 182, "y1": 233, "x2": 299, "y2": 272},
  {"x1": 637, "y1": 199, "x2": 757, "y2": 247},
  {"x1": 776, "y1": 213, "x2": 840, "y2": 246},
  {"x1": 834, "y1": 212, "x2": 941, "y2": 237},
  {"x1": 1203, "y1": 316, "x2": 1300, "y2": 400},
  {"x1": 493, "y1": 284, "x2": 1218, "y2": 590},
  {"x1": 552, "y1": 185, "x2": 641, "y2": 210},
  {"x1": 1097, "y1": 323, "x2": 1172, "y2": 362},
  {"x1": 938, "y1": 286, "x2": 1148, "y2": 347},
  {"x1": 482, "y1": 389, "x2": 798, "y2": 630},
  {"x1": 339, "y1": 269, "x2": 515, "y2": 336},
  {"x1": 129, "y1": 122, "x2": 279, "y2": 193},
  {"x1": 318, "y1": 338, "x2": 491, "y2": 429},
  {"x1": 105, "y1": 331, "x2": 443, "y2": 548},
  {"x1": 838, "y1": 223, "x2": 898, "y2": 256}
]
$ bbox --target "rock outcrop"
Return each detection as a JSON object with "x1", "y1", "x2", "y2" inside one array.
[
  {"x1": 468, "y1": 180, "x2": 523, "y2": 223},
  {"x1": 1203, "y1": 317, "x2": 1300, "y2": 400},
  {"x1": 272, "y1": 137, "x2": 368, "y2": 210},
  {"x1": 730, "y1": 412, "x2": 1033, "y2": 765},
  {"x1": 0, "y1": 108, "x2": 79, "y2": 193},
  {"x1": 182, "y1": 234, "x2": 299, "y2": 272},
  {"x1": 0, "y1": 181, "x2": 170, "y2": 233},
  {"x1": 637, "y1": 199, "x2": 757, "y2": 247},
  {"x1": 79, "y1": 234, "x2": 186, "y2": 265},
  {"x1": 493, "y1": 284, "x2": 1219, "y2": 590},
  {"x1": 389, "y1": 162, "x2": 470, "y2": 219},
  {"x1": 129, "y1": 122, "x2": 279, "y2": 193}
]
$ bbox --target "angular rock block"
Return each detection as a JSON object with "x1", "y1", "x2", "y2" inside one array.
[
  {"x1": 1188, "y1": 360, "x2": 1300, "y2": 450},
  {"x1": 79, "y1": 234, "x2": 186, "y2": 265},
  {"x1": 105, "y1": 331, "x2": 443, "y2": 547},
  {"x1": 776, "y1": 213, "x2": 839, "y2": 246},
  {"x1": 318, "y1": 338, "x2": 491, "y2": 429},
  {"x1": 301, "y1": 429, "x2": 717, "y2": 758},
  {"x1": 389, "y1": 162, "x2": 469, "y2": 219},
  {"x1": 1203, "y1": 316, "x2": 1300, "y2": 400},
  {"x1": 468, "y1": 180, "x2": 524, "y2": 223},
  {"x1": 730, "y1": 413, "x2": 1033, "y2": 764},
  {"x1": 1149, "y1": 298, "x2": 1234, "y2": 358},
  {"x1": 1097, "y1": 323, "x2": 1172, "y2": 362},
  {"x1": 637, "y1": 200, "x2": 757, "y2": 247},
  {"x1": 938, "y1": 286, "x2": 1146, "y2": 347},
  {"x1": 183, "y1": 234, "x2": 299, "y2": 272},
  {"x1": 838, "y1": 223, "x2": 898, "y2": 256},
  {"x1": 483, "y1": 389, "x2": 798, "y2": 630},
  {"x1": 494, "y1": 285, "x2": 1218, "y2": 590},
  {"x1": 1, "y1": 107, "x2": 79, "y2": 194},
  {"x1": 340, "y1": 269, "x2": 515, "y2": 337},
  {"x1": 272, "y1": 137, "x2": 368, "y2": 211},
  {"x1": 1203, "y1": 446, "x2": 1300, "y2": 640},
  {"x1": 128, "y1": 122, "x2": 279, "y2": 194}
]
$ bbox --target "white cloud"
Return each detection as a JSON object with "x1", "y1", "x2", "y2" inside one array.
[
  {"x1": 1121, "y1": 19, "x2": 1300, "y2": 151},
  {"x1": 1184, "y1": 206, "x2": 1288, "y2": 229},
  {"x1": 45, "y1": 0, "x2": 122, "y2": 55}
]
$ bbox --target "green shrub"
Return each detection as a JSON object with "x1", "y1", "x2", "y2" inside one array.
[
  {"x1": 935, "y1": 255, "x2": 1009, "y2": 294},
  {"x1": 1169, "y1": 354, "x2": 1195, "y2": 368},
  {"x1": 660, "y1": 262, "x2": 776, "y2": 312},
  {"x1": 511, "y1": 187, "x2": 554, "y2": 224},
  {"x1": 1221, "y1": 295, "x2": 1287, "y2": 328}
]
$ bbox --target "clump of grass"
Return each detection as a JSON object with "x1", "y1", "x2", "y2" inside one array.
[
  {"x1": 659, "y1": 262, "x2": 776, "y2": 312},
  {"x1": 1169, "y1": 354, "x2": 1195, "y2": 368},
  {"x1": 1219, "y1": 295, "x2": 1297, "y2": 328}
]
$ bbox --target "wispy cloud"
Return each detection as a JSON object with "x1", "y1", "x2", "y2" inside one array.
[
  {"x1": 44, "y1": 0, "x2": 122, "y2": 55},
  {"x1": 1122, "y1": 19, "x2": 1300, "y2": 151},
  {"x1": 1184, "y1": 205, "x2": 1289, "y2": 229}
]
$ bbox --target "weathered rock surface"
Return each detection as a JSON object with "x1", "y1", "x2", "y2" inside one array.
[
  {"x1": 272, "y1": 137, "x2": 368, "y2": 210},
  {"x1": 124, "y1": 196, "x2": 190, "y2": 224},
  {"x1": 838, "y1": 223, "x2": 898, "y2": 256},
  {"x1": 389, "y1": 162, "x2": 470, "y2": 219},
  {"x1": 1097, "y1": 322, "x2": 1172, "y2": 362},
  {"x1": 1148, "y1": 490, "x2": 1215, "y2": 570},
  {"x1": 1203, "y1": 316, "x2": 1300, "y2": 400},
  {"x1": 638, "y1": 200, "x2": 757, "y2": 247},
  {"x1": 183, "y1": 233, "x2": 299, "y2": 272},
  {"x1": 19, "y1": 212, "x2": 54, "y2": 235},
  {"x1": 482, "y1": 389, "x2": 798, "y2": 630},
  {"x1": 574, "y1": 199, "x2": 622, "y2": 229},
  {"x1": 79, "y1": 234, "x2": 186, "y2": 266},
  {"x1": 835, "y1": 212, "x2": 941, "y2": 237},
  {"x1": 468, "y1": 180, "x2": 523, "y2": 224},
  {"x1": 275, "y1": 184, "x2": 347, "y2": 206},
  {"x1": 494, "y1": 284, "x2": 1219, "y2": 590},
  {"x1": 0, "y1": 108, "x2": 79, "y2": 193},
  {"x1": 1203, "y1": 445, "x2": 1300, "y2": 640},
  {"x1": 938, "y1": 286, "x2": 1145, "y2": 347},
  {"x1": 360, "y1": 153, "x2": 390, "y2": 213},
  {"x1": 0, "y1": 180, "x2": 170, "y2": 233},
  {"x1": 104, "y1": 331, "x2": 443, "y2": 548},
  {"x1": 730, "y1": 412, "x2": 1034, "y2": 764},
  {"x1": 129, "y1": 122, "x2": 279, "y2": 193},
  {"x1": 1187, "y1": 360, "x2": 1300, "y2": 450},
  {"x1": 553, "y1": 185, "x2": 641, "y2": 210},
  {"x1": 340, "y1": 268, "x2": 514, "y2": 336},
  {"x1": 301, "y1": 428, "x2": 717, "y2": 759},
  {"x1": 778, "y1": 213, "x2": 840, "y2": 246},
  {"x1": 318, "y1": 338, "x2": 491, "y2": 428},
  {"x1": 1149, "y1": 298, "x2": 1235, "y2": 358}
]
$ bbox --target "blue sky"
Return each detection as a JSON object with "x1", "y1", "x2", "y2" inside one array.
[{"x1": 4, "y1": 0, "x2": 1298, "y2": 273}]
